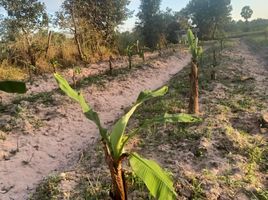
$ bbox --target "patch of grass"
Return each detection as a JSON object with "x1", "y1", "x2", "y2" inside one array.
[
  {"x1": 237, "y1": 97, "x2": 254, "y2": 110},
  {"x1": 30, "y1": 175, "x2": 63, "y2": 200},
  {"x1": 12, "y1": 92, "x2": 55, "y2": 106},
  {"x1": 244, "y1": 145, "x2": 264, "y2": 184},
  {"x1": 78, "y1": 60, "x2": 153, "y2": 90},
  {"x1": 218, "y1": 96, "x2": 256, "y2": 113},
  {"x1": 168, "y1": 123, "x2": 202, "y2": 142},
  {"x1": 125, "y1": 171, "x2": 153, "y2": 199},
  {"x1": 190, "y1": 178, "x2": 206, "y2": 200},
  {"x1": 0, "y1": 63, "x2": 27, "y2": 80},
  {"x1": 259, "y1": 147, "x2": 268, "y2": 173},
  {"x1": 248, "y1": 188, "x2": 268, "y2": 200},
  {"x1": 245, "y1": 34, "x2": 268, "y2": 48},
  {"x1": 72, "y1": 174, "x2": 110, "y2": 200},
  {"x1": 232, "y1": 82, "x2": 255, "y2": 95},
  {"x1": 218, "y1": 169, "x2": 244, "y2": 189}
]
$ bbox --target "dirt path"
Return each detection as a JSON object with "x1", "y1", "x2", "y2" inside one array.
[{"x1": 0, "y1": 52, "x2": 190, "y2": 200}]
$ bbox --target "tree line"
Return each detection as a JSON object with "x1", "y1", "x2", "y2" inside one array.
[{"x1": 0, "y1": 0, "x2": 263, "y2": 76}]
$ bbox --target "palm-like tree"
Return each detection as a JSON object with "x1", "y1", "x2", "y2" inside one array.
[{"x1": 241, "y1": 6, "x2": 253, "y2": 23}]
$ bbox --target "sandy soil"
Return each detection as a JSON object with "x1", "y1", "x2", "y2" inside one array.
[{"x1": 0, "y1": 50, "x2": 190, "y2": 200}]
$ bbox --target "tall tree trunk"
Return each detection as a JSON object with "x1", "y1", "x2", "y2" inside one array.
[
  {"x1": 212, "y1": 21, "x2": 218, "y2": 40},
  {"x1": 188, "y1": 61, "x2": 199, "y2": 114},
  {"x1": 103, "y1": 142, "x2": 127, "y2": 200},
  {"x1": 22, "y1": 28, "x2": 37, "y2": 74},
  {"x1": 71, "y1": 7, "x2": 85, "y2": 61},
  {"x1": 45, "y1": 31, "x2": 52, "y2": 58}
]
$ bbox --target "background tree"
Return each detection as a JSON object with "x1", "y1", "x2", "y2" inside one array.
[
  {"x1": 0, "y1": 0, "x2": 48, "y2": 68},
  {"x1": 55, "y1": 0, "x2": 86, "y2": 61},
  {"x1": 225, "y1": 18, "x2": 268, "y2": 34},
  {"x1": 161, "y1": 8, "x2": 181, "y2": 44},
  {"x1": 175, "y1": 8, "x2": 191, "y2": 30},
  {"x1": 56, "y1": 0, "x2": 131, "y2": 61},
  {"x1": 185, "y1": 0, "x2": 232, "y2": 39},
  {"x1": 137, "y1": 0, "x2": 162, "y2": 49},
  {"x1": 241, "y1": 6, "x2": 253, "y2": 23}
]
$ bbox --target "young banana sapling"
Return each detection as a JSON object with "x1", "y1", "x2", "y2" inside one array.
[
  {"x1": 54, "y1": 73, "x2": 200, "y2": 200},
  {"x1": 187, "y1": 29, "x2": 203, "y2": 114},
  {"x1": 211, "y1": 48, "x2": 218, "y2": 80},
  {"x1": 126, "y1": 40, "x2": 145, "y2": 69},
  {"x1": 126, "y1": 44, "x2": 134, "y2": 69},
  {"x1": 72, "y1": 66, "x2": 81, "y2": 88}
]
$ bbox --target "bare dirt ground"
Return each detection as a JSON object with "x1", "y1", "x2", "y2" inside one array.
[
  {"x1": 29, "y1": 39, "x2": 268, "y2": 200},
  {"x1": 0, "y1": 49, "x2": 190, "y2": 200}
]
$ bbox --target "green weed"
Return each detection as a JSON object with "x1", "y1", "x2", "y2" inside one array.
[{"x1": 31, "y1": 175, "x2": 63, "y2": 200}]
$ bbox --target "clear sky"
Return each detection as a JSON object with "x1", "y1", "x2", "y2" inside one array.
[{"x1": 43, "y1": 0, "x2": 268, "y2": 31}]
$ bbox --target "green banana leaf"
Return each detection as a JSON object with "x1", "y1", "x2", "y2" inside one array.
[
  {"x1": 187, "y1": 29, "x2": 203, "y2": 61},
  {"x1": 119, "y1": 113, "x2": 201, "y2": 155},
  {"x1": 0, "y1": 81, "x2": 27, "y2": 94},
  {"x1": 145, "y1": 113, "x2": 201, "y2": 124},
  {"x1": 110, "y1": 86, "x2": 168, "y2": 160},
  {"x1": 54, "y1": 73, "x2": 107, "y2": 139},
  {"x1": 129, "y1": 152, "x2": 177, "y2": 200},
  {"x1": 137, "y1": 86, "x2": 168, "y2": 103}
]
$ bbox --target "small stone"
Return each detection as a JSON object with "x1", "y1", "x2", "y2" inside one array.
[
  {"x1": 260, "y1": 112, "x2": 268, "y2": 128},
  {"x1": 60, "y1": 173, "x2": 66, "y2": 180},
  {"x1": 260, "y1": 128, "x2": 268, "y2": 134},
  {"x1": 23, "y1": 120, "x2": 33, "y2": 134},
  {"x1": 0, "y1": 130, "x2": 7, "y2": 140},
  {"x1": 240, "y1": 76, "x2": 254, "y2": 81}
]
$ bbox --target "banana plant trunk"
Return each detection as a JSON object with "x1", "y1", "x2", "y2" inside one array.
[
  {"x1": 188, "y1": 60, "x2": 199, "y2": 114},
  {"x1": 211, "y1": 68, "x2": 216, "y2": 80},
  {"x1": 109, "y1": 160, "x2": 127, "y2": 200},
  {"x1": 220, "y1": 39, "x2": 223, "y2": 51},
  {"x1": 103, "y1": 142, "x2": 127, "y2": 200},
  {"x1": 128, "y1": 55, "x2": 132, "y2": 69},
  {"x1": 109, "y1": 56, "x2": 113, "y2": 75}
]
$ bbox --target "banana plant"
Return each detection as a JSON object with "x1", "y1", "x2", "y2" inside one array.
[
  {"x1": 0, "y1": 81, "x2": 27, "y2": 94},
  {"x1": 187, "y1": 29, "x2": 203, "y2": 114},
  {"x1": 136, "y1": 40, "x2": 145, "y2": 62},
  {"x1": 211, "y1": 48, "x2": 218, "y2": 81},
  {"x1": 126, "y1": 44, "x2": 135, "y2": 69},
  {"x1": 54, "y1": 73, "x2": 200, "y2": 199},
  {"x1": 126, "y1": 40, "x2": 145, "y2": 69},
  {"x1": 50, "y1": 58, "x2": 61, "y2": 73},
  {"x1": 187, "y1": 29, "x2": 203, "y2": 63},
  {"x1": 72, "y1": 66, "x2": 81, "y2": 88}
]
